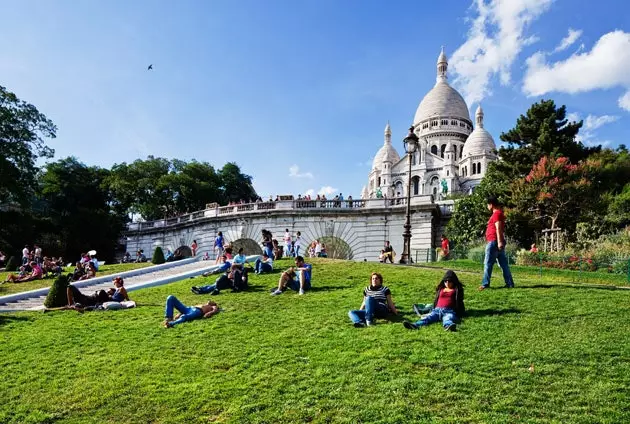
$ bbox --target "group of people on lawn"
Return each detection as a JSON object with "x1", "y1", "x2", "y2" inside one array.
[
  {"x1": 163, "y1": 195, "x2": 514, "y2": 329},
  {"x1": 40, "y1": 195, "x2": 514, "y2": 332}
]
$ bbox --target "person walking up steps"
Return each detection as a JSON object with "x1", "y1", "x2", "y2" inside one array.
[{"x1": 479, "y1": 196, "x2": 515, "y2": 290}]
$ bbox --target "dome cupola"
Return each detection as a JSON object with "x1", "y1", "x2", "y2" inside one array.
[{"x1": 462, "y1": 105, "x2": 496, "y2": 158}]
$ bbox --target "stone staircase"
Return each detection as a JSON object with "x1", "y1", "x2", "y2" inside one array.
[{"x1": 0, "y1": 257, "x2": 256, "y2": 312}]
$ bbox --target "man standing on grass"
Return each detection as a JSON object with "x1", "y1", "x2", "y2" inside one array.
[
  {"x1": 271, "y1": 255, "x2": 312, "y2": 296},
  {"x1": 479, "y1": 196, "x2": 514, "y2": 290}
]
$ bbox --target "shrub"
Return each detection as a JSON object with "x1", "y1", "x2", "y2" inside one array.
[
  {"x1": 152, "y1": 246, "x2": 165, "y2": 264},
  {"x1": 467, "y1": 245, "x2": 486, "y2": 263},
  {"x1": 44, "y1": 275, "x2": 70, "y2": 308},
  {"x1": 5, "y1": 256, "x2": 19, "y2": 272}
]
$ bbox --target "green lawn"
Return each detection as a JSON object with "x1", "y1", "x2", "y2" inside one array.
[
  {"x1": 0, "y1": 262, "x2": 153, "y2": 296},
  {"x1": 1, "y1": 258, "x2": 629, "y2": 423}
]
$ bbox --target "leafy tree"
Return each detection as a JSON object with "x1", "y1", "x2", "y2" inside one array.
[
  {"x1": 39, "y1": 157, "x2": 127, "y2": 262},
  {"x1": 496, "y1": 99, "x2": 597, "y2": 179},
  {"x1": 5, "y1": 256, "x2": 18, "y2": 272},
  {"x1": 511, "y1": 156, "x2": 592, "y2": 235},
  {"x1": 218, "y1": 162, "x2": 257, "y2": 204},
  {"x1": 0, "y1": 85, "x2": 56, "y2": 206},
  {"x1": 152, "y1": 246, "x2": 165, "y2": 264}
]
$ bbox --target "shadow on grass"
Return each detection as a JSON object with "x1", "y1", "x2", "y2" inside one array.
[
  {"x1": 520, "y1": 284, "x2": 626, "y2": 291},
  {"x1": 0, "y1": 314, "x2": 30, "y2": 326},
  {"x1": 465, "y1": 308, "x2": 521, "y2": 317},
  {"x1": 309, "y1": 285, "x2": 348, "y2": 292}
]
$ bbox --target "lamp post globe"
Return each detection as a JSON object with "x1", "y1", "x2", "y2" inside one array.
[{"x1": 400, "y1": 126, "x2": 419, "y2": 264}]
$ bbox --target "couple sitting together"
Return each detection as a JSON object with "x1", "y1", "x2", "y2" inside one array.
[
  {"x1": 348, "y1": 270, "x2": 464, "y2": 332},
  {"x1": 45, "y1": 276, "x2": 131, "y2": 312}
]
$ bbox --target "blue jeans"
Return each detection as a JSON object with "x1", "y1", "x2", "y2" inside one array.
[
  {"x1": 294, "y1": 246, "x2": 300, "y2": 257},
  {"x1": 481, "y1": 241, "x2": 515, "y2": 288},
  {"x1": 255, "y1": 258, "x2": 272, "y2": 273},
  {"x1": 164, "y1": 295, "x2": 202, "y2": 326},
  {"x1": 196, "y1": 283, "x2": 217, "y2": 294},
  {"x1": 348, "y1": 296, "x2": 389, "y2": 324},
  {"x1": 414, "y1": 307, "x2": 456, "y2": 328},
  {"x1": 286, "y1": 275, "x2": 311, "y2": 291},
  {"x1": 264, "y1": 246, "x2": 273, "y2": 258}
]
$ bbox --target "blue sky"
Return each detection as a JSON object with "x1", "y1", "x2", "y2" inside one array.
[{"x1": 2, "y1": 0, "x2": 629, "y2": 201}]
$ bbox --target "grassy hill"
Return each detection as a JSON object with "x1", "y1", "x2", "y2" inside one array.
[{"x1": 1, "y1": 258, "x2": 629, "y2": 423}]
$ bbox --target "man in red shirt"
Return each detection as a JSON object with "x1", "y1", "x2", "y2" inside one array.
[{"x1": 479, "y1": 196, "x2": 515, "y2": 290}]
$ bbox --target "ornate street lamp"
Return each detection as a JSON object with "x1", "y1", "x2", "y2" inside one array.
[{"x1": 400, "y1": 126, "x2": 419, "y2": 264}]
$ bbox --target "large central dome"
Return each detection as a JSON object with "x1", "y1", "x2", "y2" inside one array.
[{"x1": 413, "y1": 49, "x2": 471, "y2": 125}]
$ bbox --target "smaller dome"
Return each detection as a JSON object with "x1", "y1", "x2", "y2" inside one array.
[
  {"x1": 462, "y1": 128, "x2": 496, "y2": 158},
  {"x1": 372, "y1": 143, "x2": 400, "y2": 169}
]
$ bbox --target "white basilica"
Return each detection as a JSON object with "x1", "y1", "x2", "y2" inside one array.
[{"x1": 362, "y1": 49, "x2": 497, "y2": 200}]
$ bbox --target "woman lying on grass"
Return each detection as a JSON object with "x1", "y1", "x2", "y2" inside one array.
[
  {"x1": 403, "y1": 270, "x2": 464, "y2": 332},
  {"x1": 163, "y1": 295, "x2": 219, "y2": 328},
  {"x1": 348, "y1": 272, "x2": 398, "y2": 327}
]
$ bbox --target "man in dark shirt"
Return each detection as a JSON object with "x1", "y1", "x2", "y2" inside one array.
[{"x1": 383, "y1": 241, "x2": 394, "y2": 263}]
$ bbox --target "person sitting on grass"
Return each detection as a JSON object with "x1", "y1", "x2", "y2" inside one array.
[
  {"x1": 163, "y1": 295, "x2": 219, "y2": 328},
  {"x1": 78, "y1": 262, "x2": 97, "y2": 281},
  {"x1": 271, "y1": 255, "x2": 312, "y2": 296},
  {"x1": 3, "y1": 261, "x2": 43, "y2": 283},
  {"x1": 192, "y1": 264, "x2": 247, "y2": 295},
  {"x1": 63, "y1": 276, "x2": 129, "y2": 311},
  {"x1": 254, "y1": 253, "x2": 273, "y2": 274},
  {"x1": 348, "y1": 272, "x2": 398, "y2": 327},
  {"x1": 403, "y1": 270, "x2": 464, "y2": 332},
  {"x1": 232, "y1": 247, "x2": 247, "y2": 269}
]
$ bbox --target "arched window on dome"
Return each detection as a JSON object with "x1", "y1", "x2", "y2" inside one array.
[
  {"x1": 477, "y1": 162, "x2": 482, "y2": 174},
  {"x1": 471, "y1": 164, "x2": 476, "y2": 175},
  {"x1": 441, "y1": 144, "x2": 446, "y2": 158},
  {"x1": 412, "y1": 176, "x2": 420, "y2": 195},
  {"x1": 431, "y1": 145, "x2": 438, "y2": 156}
]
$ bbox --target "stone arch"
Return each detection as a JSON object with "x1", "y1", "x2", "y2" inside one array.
[
  {"x1": 230, "y1": 238, "x2": 263, "y2": 256},
  {"x1": 319, "y1": 236, "x2": 353, "y2": 260},
  {"x1": 431, "y1": 145, "x2": 438, "y2": 156}
]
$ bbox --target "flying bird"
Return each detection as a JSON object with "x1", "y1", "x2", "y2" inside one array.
[{"x1": 147, "y1": 64, "x2": 153, "y2": 70}]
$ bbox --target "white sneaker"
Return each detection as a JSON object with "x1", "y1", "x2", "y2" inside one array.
[
  {"x1": 271, "y1": 289, "x2": 283, "y2": 296},
  {"x1": 366, "y1": 320, "x2": 374, "y2": 326},
  {"x1": 299, "y1": 289, "x2": 305, "y2": 295}
]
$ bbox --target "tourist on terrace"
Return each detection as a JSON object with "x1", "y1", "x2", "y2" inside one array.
[
  {"x1": 383, "y1": 241, "x2": 394, "y2": 263},
  {"x1": 404, "y1": 270, "x2": 464, "y2": 332},
  {"x1": 348, "y1": 272, "x2": 398, "y2": 327},
  {"x1": 261, "y1": 229, "x2": 274, "y2": 258},
  {"x1": 22, "y1": 245, "x2": 30, "y2": 265},
  {"x1": 3, "y1": 261, "x2": 43, "y2": 283},
  {"x1": 163, "y1": 296, "x2": 219, "y2": 328},
  {"x1": 271, "y1": 255, "x2": 312, "y2": 296},
  {"x1": 283, "y1": 229, "x2": 292, "y2": 257},
  {"x1": 254, "y1": 252, "x2": 273, "y2": 274},
  {"x1": 293, "y1": 231, "x2": 302, "y2": 257},
  {"x1": 440, "y1": 235, "x2": 450, "y2": 260},
  {"x1": 191, "y1": 240, "x2": 198, "y2": 257}
]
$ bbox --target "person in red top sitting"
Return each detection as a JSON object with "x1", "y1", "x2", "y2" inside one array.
[
  {"x1": 403, "y1": 270, "x2": 464, "y2": 332},
  {"x1": 479, "y1": 196, "x2": 515, "y2": 290},
  {"x1": 3, "y1": 261, "x2": 43, "y2": 283}
]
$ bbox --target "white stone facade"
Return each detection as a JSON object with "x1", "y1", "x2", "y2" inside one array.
[{"x1": 363, "y1": 49, "x2": 497, "y2": 200}]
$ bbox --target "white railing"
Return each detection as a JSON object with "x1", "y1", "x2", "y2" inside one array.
[{"x1": 127, "y1": 195, "x2": 436, "y2": 231}]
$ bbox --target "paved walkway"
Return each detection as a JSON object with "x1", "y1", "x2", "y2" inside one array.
[{"x1": 0, "y1": 260, "x2": 226, "y2": 312}]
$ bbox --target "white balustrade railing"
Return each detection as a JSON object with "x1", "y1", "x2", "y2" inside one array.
[{"x1": 127, "y1": 195, "x2": 436, "y2": 231}]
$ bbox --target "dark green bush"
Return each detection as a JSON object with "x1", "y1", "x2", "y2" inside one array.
[
  {"x1": 44, "y1": 275, "x2": 70, "y2": 308},
  {"x1": 152, "y1": 246, "x2": 165, "y2": 264},
  {"x1": 5, "y1": 256, "x2": 19, "y2": 272}
]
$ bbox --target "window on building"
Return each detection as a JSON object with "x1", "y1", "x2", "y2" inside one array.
[
  {"x1": 431, "y1": 145, "x2": 438, "y2": 155},
  {"x1": 460, "y1": 145, "x2": 463, "y2": 158},
  {"x1": 478, "y1": 162, "x2": 482, "y2": 173},
  {"x1": 412, "y1": 176, "x2": 420, "y2": 195},
  {"x1": 451, "y1": 120, "x2": 457, "y2": 125},
  {"x1": 447, "y1": 170, "x2": 449, "y2": 176},
  {"x1": 441, "y1": 119, "x2": 448, "y2": 126},
  {"x1": 377, "y1": 177, "x2": 381, "y2": 186},
  {"x1": 441, "y1": 144, "x2": 446, "y2": 158}
]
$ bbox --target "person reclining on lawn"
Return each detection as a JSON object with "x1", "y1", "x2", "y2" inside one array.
[
  {"x1": 163, "y1": 295, "x2": 219, "y2": 328},
  {"x1": 192, "y1": 264, "x2": 248, "y2": 295},
  {"x1": 254, "y1": 253, "x2": 273, "y2": 274},
  {"x1": 64, "y1": 276, "x2": 129, "y2": 310},
  {"x1": 403, "y1": 270, "x2": 465, "y2": 332},
  {"x1": 348, "y1": 272, "x2": 398, "y2": 327},
  {"x1": 3, "y1": 261, "x2": 43, "y2": 283},
  {"x1": 271, "y1": 255, "x2": 312, "y2": 296}
]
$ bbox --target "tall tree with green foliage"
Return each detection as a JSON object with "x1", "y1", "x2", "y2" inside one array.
[
  {"x1": 218, "y1": 162, "x2": 257, "y2": 204},
  {"x1": 39, "y1": 157, "x2": 127, "y2": 262},
  {"x1": 0, "y1": 85, "x2": 57, "y2": 206},
  {"x1": 496, "y1": 99, "x2": 597, "y2": 179}
]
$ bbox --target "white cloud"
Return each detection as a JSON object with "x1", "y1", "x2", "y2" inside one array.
[
  {"x1": 304, "y1": 189, "x2": 315, "y2": 197},
  {"x1": 568, "y1": 112, "x2": 619, "y2": 147},
  {"x1": 288, "y1": 164, "x2": 313, "y2": 179},
  {"x1": 553, "y1": 28, "x2": 582, "y2": 53},
  {"x1": 450, "y1": 0, "x2": 553, "y2": 105},
  {"x1": 523, "y1": 30, "x2": 630, "y2": 110},
  {"x1": 318, "y1": 186, "x2": 338, "y2": 196},
  {"x1": 619, "y1": 91, "x2": 630, "y2": 111}
]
